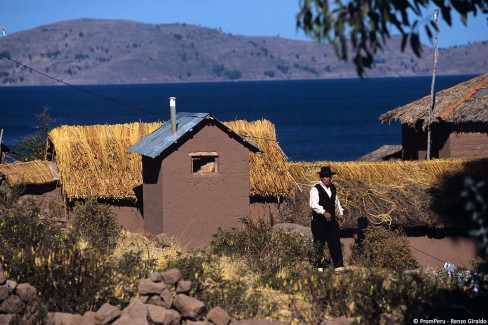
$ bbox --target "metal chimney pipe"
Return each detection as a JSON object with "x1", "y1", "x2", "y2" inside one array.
[{"x1": 169, "y1": 97, "x2": 176, "y2": 134}]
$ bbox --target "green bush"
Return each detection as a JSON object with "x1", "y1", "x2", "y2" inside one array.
[
  {"x1": 166, "y1": 251, "x2": 277, "y2": 320},
  {"x1": 0, "y1": 183, "x2": 25, "y2": 210},
  {"x1": 72, "y1": 199, "x2": 121, "y2": 253},
  {"x1": 285, "y1": 268, "x2": 449, "y2": 324},
  {"x1": 210, "y1": 218, "x2": 314, "y2": 274},
  {"x1": 0, "y1": 199, "x2": 151, "y2": 313},
  {"x1": 349, "y1": 225, "x2": 419, "y2": 272}
]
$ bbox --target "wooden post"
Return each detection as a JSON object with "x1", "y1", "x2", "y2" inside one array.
[
  {"x1": 427, "y1": 10, "x2": 439, "y2": 160},
  {"x1": 0, "y1": 129, "x2": 3, "y2": 164}
]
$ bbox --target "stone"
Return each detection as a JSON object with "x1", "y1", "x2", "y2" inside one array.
[
  {"x1": 147, "y1": 295, "x2": 163, "y2": 306},
  {"x1": 160, "y1": 289, "x2": 173, "y2": 309},
  {"x1": 81, "y1": 311, "x2": 96, "y2": 325},
  {"x1": 172, "y1": 294, "x2": 206, "y2": 320},
  {"x1": 161, "y1": 268, "x2": 182, "y2": 285},
  {"x1": 0, "y1": 295, "x2": 22, "y2": 313},
  {"x1": 146, "y1": 304, "x2": 181, "y2": 325},
  {"x1": 322, "y1": 316, "x2": 355, "y2": 325},
  {"x1": 114, "y1": 299, "x2": 148, "y2": 325},
  {"x1": 272, "y1": 223, "x2": 312, "y2": 239},
  {"x1": 176, "y1": 280, "x2": 192, "y2": 294},
  {"x1": 95, "y1": 302, "x2": 121, "y2": 325},
  {"x1": 6, "y1": 280, "x2": 17, "y2": 293},
  {"x1": 47, "y1": 312, "x2": 83, "y2": 325},
  {"x1": 138, "y1": 278, "x2": 167, "y2": 295},
  {"x1": 151, "y1": 271, "x2": 163, "y2": 283},
  {"x1": 207, "y1": 306, "x2": 231, "y2": 325},
  {"x1": 186, "y1": 321, "x2": 213, "y2": 325},
  {"x1": 139, "y1": 295, "x2": 149, "y2": 304},
  {"x1": 15, "y1": 283, "x2": 37, "y2": 302},
  {"x1": 0, "y1": 314, "x2": 17, "y2": 325},
  {"x1": 155, "y1": 233, "x2": 172, "y2": 247},
  {"x1": 0, "y1": 284, "x2": 8, "y2": 300}
]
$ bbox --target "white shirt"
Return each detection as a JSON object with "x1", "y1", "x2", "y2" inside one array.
[{"x1": 309, "y1": 181, "x2": 344, "y2": 216}]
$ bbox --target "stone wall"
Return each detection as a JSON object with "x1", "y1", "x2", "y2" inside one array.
[{"x1": 0, "y1": 264, "x2": 284, "y2": 325}]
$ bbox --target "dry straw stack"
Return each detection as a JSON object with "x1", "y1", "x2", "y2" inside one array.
[
  {"x1": 0, "y1": 160, "x2": 58, "y2": 185},
  {"x1": 223, "y1": 119, "x2": 295, "y2": 197},
  {"x1": 288, "y1": 158, "x2": 488, "y2": 228},
  {"x1": 49, "y1": 122, "x2": 162, "y2": 201}
]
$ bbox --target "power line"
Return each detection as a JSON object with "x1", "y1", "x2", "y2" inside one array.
[
  {"x1": 0, "y1": 53, "x2": 161, "y2": 117},
  {"x1": 409, "y1": 245, "x2": 445, "y2": 263}
]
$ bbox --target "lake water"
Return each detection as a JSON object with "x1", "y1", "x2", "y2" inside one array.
[{"x1": 0, "y1": 75, "x2": 477, "y2": 161}]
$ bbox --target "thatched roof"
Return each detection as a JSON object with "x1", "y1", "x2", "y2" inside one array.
[
  {"x1": 0, "y1": 160, "x2": 58, "y2": 185},
  {"x1": 288, "y1": 158, "x2": 488, "y2": 229},
  {"x1": 49, "y1": 122, "x2": 163, "y2": 200},
  {"x1": 49, "y1": 119, "x2": 295, "y2": 200},
  {"x1": 359, "y1": 145, "x2": 402, "y2": 161},
  {"x1": 223, "y1": 119, "x2": 295, "y2": 197},
  {"x1": 380, "y1": 73, "x2": 488, "y2": 127}
]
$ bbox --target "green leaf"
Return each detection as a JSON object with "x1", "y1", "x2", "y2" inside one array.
[
  {"x1": 425, "y1": 24, "x2": 433, "y2": 40},
  {"x1": 410, "y1": 33, "x2": 423, "y2": 57},
  {"x1": 401, "y1": 34, "x2": 408, "y2": 52}
]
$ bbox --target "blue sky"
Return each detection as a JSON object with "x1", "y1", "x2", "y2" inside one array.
[{"x1": 1, "y1": 0, "x2": 487, "y2": 48}]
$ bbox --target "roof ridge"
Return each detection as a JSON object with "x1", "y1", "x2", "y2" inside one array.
[{"x1": 438, "y1": 73, "x2": 488, "y2": 120}]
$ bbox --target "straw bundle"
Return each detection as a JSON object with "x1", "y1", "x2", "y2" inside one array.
[
  {"x1": 49, "y1": 122, "x2": 162, "y2": 200},
  {"x1": 223, "y1": 119, "x2": 295, "y2": 197},
  {"x1": 288, "y1": 158, "x2": 488, "y2": 228},
  {"x1": 0, "y1": 160, "x2": 58, "y2": 185}
]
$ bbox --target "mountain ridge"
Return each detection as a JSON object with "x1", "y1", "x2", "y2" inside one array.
[{"x1": 0, "y1": 18, "x2": 487, "y2": 86}]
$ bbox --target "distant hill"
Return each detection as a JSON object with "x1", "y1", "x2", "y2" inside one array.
[{"x1": 0, "y1": 19, "x2": 487, "y2": 86}]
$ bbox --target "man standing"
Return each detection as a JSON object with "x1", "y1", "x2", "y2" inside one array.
[{"x1": 309, "y1": 166, "x2": 345, "y2": 270}]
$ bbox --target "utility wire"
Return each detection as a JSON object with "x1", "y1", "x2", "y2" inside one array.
[
  {"x1": 0, "y1": 53, "x2": 161, "y2": 117},
  {"x1": 409, "y1": 245, "x2": 445, "y2": 263}
]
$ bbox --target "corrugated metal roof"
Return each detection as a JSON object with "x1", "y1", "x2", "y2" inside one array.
[{"x1": 128, "y1": 112, "x2": 261, "y2": 158}]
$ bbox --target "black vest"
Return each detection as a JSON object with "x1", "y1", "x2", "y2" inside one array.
[{"x1": 312, "y1": 183, "x2": 337, "y2": 221}]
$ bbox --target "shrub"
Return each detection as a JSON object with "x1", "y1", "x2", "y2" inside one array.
[
  {"x1": 285, "y1": 268, "x2": 450, "y2": 324},
  {"x1": 72, "y1": 199, "x2": 121, "y2": 253},
  {"x1": 210, "y1": 218, "x2": 314, "y2": 274},
  {"x1": 0, "y1": 199, "x2": 157, "y2": 313},
  {"x1": 165, "y1": 251, "x2": 277, "y2": 320},
  {"x1": 0, "y1": 182, "x2": 24, "y2": 210},
  {"x1": 12, "y1": 106, "x2": 57, "y2": 161},
  {"x1": 349, "y1": 225, "x2": 419, "y2": 272},
  {"x1": 113, "y1": 250, "x2": 158, "y2": 305}
]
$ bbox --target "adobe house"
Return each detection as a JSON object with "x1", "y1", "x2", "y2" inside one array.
[
  {"x1": 128, "y1": 106, "x2": 262, "y2": 246},
  {"x1": 47, "y1": 115, "x2": 293, "y2": 235},
  {"x1": 380, "y1": 73, "x2": 488, "y2": 160}
]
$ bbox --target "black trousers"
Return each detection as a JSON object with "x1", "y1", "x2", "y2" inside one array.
[{"x1": 311, "y1": 218, "x2": 344, "y2": 268}]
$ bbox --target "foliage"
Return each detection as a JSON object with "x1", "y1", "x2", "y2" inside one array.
[
  {"x1": 284, "y1": 268, "x2": 451, "y2": 324},
  {"x1": 210, "y1": 218, "x2": 314, "y2": 274},
  {"x1": 72, "y1": 199, "x2": 121, "y2": 253},
  {"x1": 349, "y1": 225, "x2": 419, "y2": 272},
  {"x1": 113, "y1": 250, "x2": 158, "y2": 305},
  {"x1": 462, "y1": 177, "x2": 488, "y2": 271},
  {"x1": 12, "y1": 105, "x2": 57, "y2": 161},
  {"x1": 165, "y1": 251, "x2": 278, "y2": 319},
  {"x1": 0, "y1": 198, "x2": 151, "y2": 313},
  {"x1": 0, "y1": 182, "x2": 24, "y2": 210},
  {"x1": 296, "y1": 0, "x2": 488, "y2": 76}
]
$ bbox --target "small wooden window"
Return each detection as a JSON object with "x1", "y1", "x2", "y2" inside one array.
[{"x1": 190, "y1": 152, "x2": 218, "y2": 174}]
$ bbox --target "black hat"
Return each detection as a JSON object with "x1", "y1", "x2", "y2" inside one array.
[{"x1": 317, "y1": 166, "x2": 336, "y2": 177}]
